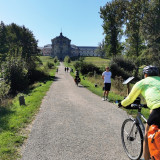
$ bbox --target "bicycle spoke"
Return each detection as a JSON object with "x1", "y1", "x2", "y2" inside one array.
[{"x1": 121, "y1": 119, "x2": 143, "y2": 160}]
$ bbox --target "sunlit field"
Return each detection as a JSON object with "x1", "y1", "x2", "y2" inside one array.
[{"x1": 83, "y1": 57, "x2": 110, "y2": 67}]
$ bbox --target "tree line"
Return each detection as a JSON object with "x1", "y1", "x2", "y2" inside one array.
[
  {"x1": 0, "y1": 21, "x2": 41, "y2": 97},
  {"x1": 97, "y1": 0, "x2": 160, "y2": 68}
]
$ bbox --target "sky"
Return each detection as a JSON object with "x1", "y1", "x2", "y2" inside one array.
[{"x1": 0, "y1": 0, "x2": 110, "y2": 47}]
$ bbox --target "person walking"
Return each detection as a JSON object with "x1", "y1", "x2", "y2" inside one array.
[
  {"x1": 66, "y1": 67, "x2": 69, "y2": 72},
  {"x1": 102, "y1": 67, "x2": 112, "y2": 101}
]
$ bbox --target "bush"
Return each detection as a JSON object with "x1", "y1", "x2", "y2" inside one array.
[
  {"x1": 53, "y1": 56, "x2": 58, "y2": 63},
  {"x1": 0, "y1": 80, "x2": 10, "y2": 103},
  {"x1": 28, "y1": 68, "x2": 49, "y2": 84},
  {"x1": 73, "y1": 61, "x2": 101, "y2": 75},
  {"x1": 47, "y1": 62, "x2": 54, "y2": 69},
  {"x1": 88, "y1": 72, "x2": 94, "y2": 77},
  {"x1": 2, "y1": 59, "x2": 29, "y2": 93},
  {"x1": 64, "y1": 56, "x2": 71, "y2": 63},
  {"x1": 113, "y1": 76, "x2": 124, "y2": 91},
  {"x1": 110, "y1": 56, "x2": 136, "y2": 79}
]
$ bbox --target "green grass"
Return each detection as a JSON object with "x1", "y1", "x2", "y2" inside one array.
[
  {"x1": 39, "y1": 56, "x2": 55, "y2": 65},
  {"x1": 66, "y1": 59, "x2": 150, "y2": 121},
  {"x1": 80, "y1": 76, "x2": 123, "y2": 102},
  {"x1": 0, "y1": 56, "x2": 57, "y2": 160},
  {"x1": 80, "y1": 73, "x2": 150, "y2": 122},
  {"x1": 83, "y1": 57, "x2": 110, "y2": 67},
  {"x1": 67, "y1": 62, "x2": 123, "y2": 102}
]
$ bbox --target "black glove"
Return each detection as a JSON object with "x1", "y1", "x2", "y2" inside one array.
[{"x1": 118, "y1": 102, "x2": 122, "y2": 108}]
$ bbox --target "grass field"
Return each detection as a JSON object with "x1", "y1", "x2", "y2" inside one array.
[
  {"x1": 83, "y1": 57, "x2": 110, "y2": 67},
  {"x1": 39, "y1": 56, "x2": 55, "y2": 65},
  {"x1": 0, "y1": 56, "x2": 57, "y2": 160}
]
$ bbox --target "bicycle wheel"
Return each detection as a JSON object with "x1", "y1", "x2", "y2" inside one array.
[{"x1": 121, "y1": 118, "x2": 143, "y2": 160}]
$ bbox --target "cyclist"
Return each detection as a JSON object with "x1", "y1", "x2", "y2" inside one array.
[
  {"x1": 75, "y1": 69, "x2": 79, "y2": 77},
  {"x1": 74, "y1": 70, "x2": 80, "y2": 85},
  {"x1": 118, "y1": 65, "x2": 160, "y2": 160}
]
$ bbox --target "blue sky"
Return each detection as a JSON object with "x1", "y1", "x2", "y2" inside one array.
[{"x1": 0, "y1": 0, "x2": 110, "y2": 47}]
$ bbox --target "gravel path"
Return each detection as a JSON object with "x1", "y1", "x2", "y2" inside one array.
[{"x1": 21, "y1": 62, "x2": 130, "y2": 160}]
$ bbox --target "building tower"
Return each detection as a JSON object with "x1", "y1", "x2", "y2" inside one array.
[{"x1": 51, "y1": 32, "x2": 71, "y2": 61}]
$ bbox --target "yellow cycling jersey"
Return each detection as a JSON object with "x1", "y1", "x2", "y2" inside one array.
[{"x1": 121, "y1": 76, "x2": 160, "y2": 110}]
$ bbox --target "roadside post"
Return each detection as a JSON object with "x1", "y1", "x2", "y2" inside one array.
[
  {"x1": 19, "y1": 96, "x2": 25, "y2": 106},
  {"x1": 123, "y1": 77, "x2": 134, "y2": 95}
]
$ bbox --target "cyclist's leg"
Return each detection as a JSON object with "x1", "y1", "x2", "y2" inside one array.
[{"x1": 143, "y1": 124, "x2": 150, "y2": 160}]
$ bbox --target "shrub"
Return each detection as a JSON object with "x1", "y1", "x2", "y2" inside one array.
[
  {"x1": 64, "y1": 56, "x2": 71, "y2": 63},
  {"x1": 28, "y1": 68, "x2": 49, "y2": 84},
  {"x1": 47, "y1": 62, "x2": 54, "y2": 69},
  {"x1": 113, "y1": 76, "x2": 124, "y2": 91},
  {"x1": 110, "y1": 56, "x2": 136, "y2": 79},
  {"x1": 0, "y1": 80, "x2": 10, "y2": 103},
  {"x1": 53, "y1": 56, "x2": 58, "y2": 63},
  {"x1": 2, "y1": 58, "x2": 29, "y2": 93},
  {"x1": 73, "y1": 61, "x2": 101, "y2": 75},
  {"x1": 88, "y1": 72, "x2": 94, "y2": 77}
]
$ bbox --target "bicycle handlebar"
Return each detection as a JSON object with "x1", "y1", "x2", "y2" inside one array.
[{"x1": 130, "y1": 103, "x2": 148, "y2": 109}]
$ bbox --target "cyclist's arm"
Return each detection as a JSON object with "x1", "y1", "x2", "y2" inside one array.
[{"x1": 121, "y1": 82, "x2": 142, "y2": 107}]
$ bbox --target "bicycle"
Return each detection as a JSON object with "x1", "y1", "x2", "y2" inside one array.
[
  {"x1": 121, "y1": 101, "x2": 148, "y2": 160},
  {"x1": 74, "y1": 76, "x2": 81, "y2": 86}
]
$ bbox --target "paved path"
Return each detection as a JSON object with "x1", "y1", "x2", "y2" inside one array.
[{"x1": 21, "y1": 63, "x2": 130, "y2": 160}]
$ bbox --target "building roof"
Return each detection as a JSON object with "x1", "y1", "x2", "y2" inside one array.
[
  {"x1": 52, "y1": 32, "x2": 71, "y2": 41},
  {"x1": 78, "y1": 46, "x2": 98, "y2": 49},
  {"x1": 44, "y1": 44, "x2": 52, "y2": 48}
]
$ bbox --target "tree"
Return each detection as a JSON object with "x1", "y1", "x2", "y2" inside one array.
[
  {"x1": 7, "y1": 23, "x2": 39, "y2": 63},
  {"x1": 0, "y1": 21, "x2": 8, "y2": 62},
  {"x1": 0, "y1": 22, "x2": 40, "y2": 92},
  {"x1": 95, "y1": 40, "x2": 106, "y2": 57},
  {"x1": 141, "y1": 0, "x2": 160, "y2": 66},
  {"x1": 1, "y1": 47, "x2": 29, "y2": 93},
  {"x1": 64, "y1": 55, "x2": 71, "y2": 63},
  {"x1": 125, "y1": 0, "x2": 144, "y2": 58},
  {"x1": 100, "y1": 0, "x2": 126, "y2": 57},
  {"x1": 124, "y1": 0, "x2": 146, "y2": 77}
]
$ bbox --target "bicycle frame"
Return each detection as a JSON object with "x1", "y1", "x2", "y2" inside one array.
[
  {"x1": 136, "y1": 111, "x2": 147, "y2": 135},
  {"x1": 130, "y1": 110, "x2": 147, "y2": 137}
]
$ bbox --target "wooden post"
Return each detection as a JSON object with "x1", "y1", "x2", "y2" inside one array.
[{"x1": 19, "y1": 96, "x2": 25, "y2": 106}]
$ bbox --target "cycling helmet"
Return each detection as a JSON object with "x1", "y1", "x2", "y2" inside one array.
[{"x1": 143, "y1": 65, "x2": 159, "y2": 76}]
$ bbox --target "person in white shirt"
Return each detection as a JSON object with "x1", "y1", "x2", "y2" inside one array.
[{"x1": 102, "y1": 67, "x2": 112, "y2": 101}]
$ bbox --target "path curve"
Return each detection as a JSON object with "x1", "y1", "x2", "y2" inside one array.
[{"x1": 21, "y1": 63, "x2": 130, "y2": 160}]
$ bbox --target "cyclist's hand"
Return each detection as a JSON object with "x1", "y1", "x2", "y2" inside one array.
[{"x1": 118, "y1": 102, "x2": 122, "y2": 108}]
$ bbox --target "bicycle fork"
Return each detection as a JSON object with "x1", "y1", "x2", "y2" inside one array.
[{"x1": 127, "y1": 119, "x2": 140, "y2": 141}]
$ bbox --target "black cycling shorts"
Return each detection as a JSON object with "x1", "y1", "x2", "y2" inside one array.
[
  {"x1": 104, "y1": 83, "x2": 111, "y2": 91},
  {"x1": 147, "y1": 107, "x2": 160, "y2": 126}
]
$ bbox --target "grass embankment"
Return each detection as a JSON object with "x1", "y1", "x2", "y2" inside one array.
[
  {"x1": 83, "y1": 57, "x2": 110, "y2": 67},
  {"x1": 0, "y1": 56, "x2": 57, "y2": 160},
  {"x1": 66, "y1": 57, "x2": 150, "y2": 120}
]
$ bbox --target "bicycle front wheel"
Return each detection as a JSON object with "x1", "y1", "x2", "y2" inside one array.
[{"x1": 121, "y1": 118, "x2": 143, "y2": 160}]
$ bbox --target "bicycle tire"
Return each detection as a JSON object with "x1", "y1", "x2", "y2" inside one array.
[{"x1": 121, "y1": 118, "x2": 143, "y2": 160}]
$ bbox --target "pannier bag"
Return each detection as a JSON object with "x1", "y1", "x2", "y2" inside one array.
[{"x1": 148, "y1": 125, "x2": 160, "y2": 160}]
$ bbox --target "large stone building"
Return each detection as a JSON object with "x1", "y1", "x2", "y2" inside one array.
[{"x1": 42, "y1": 33, "x2": 98, "y2": 60}]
